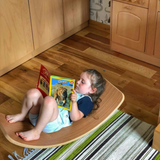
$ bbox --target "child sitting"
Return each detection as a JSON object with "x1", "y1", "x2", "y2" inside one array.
[{"x1": 6, "y1": 69, "x2": 106, "y2": 141}]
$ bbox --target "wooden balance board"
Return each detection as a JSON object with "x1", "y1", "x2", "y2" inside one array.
[{"x1": 0, "y1": 80, "x2": 124, "y2": 148}]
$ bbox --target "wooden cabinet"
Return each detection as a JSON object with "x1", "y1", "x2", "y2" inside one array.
[
  {"x1": 111, "y1": 0, "x2": 160, "y2": 67},
  {"x1": 0, "y1": 0, "x2": 34, "y2": 76},
  {"x1": 0, "y1": 0, "x2": 89, "y2": 76},
  {"x1": 63, "y1": 0, "x2": 89, "y2": 33},
  {"x1": 29, "y1": 0, "x2": 89, "y2": 56},
  {"x1": 112, "y1": 1, "x2": 148, "y2": 52},
  {"x1": 114, "y1": 0, "x2": 149, "y2": 8},
  {"x1": 154, "y1": 12, "x2": 160, "y2": 58},
  {"x1": 29, "y1": 0, "x2": 64, "y2": 52}
]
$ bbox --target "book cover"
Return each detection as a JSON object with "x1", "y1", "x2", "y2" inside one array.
[
  {"x1": 37, "y1": 65, "x2": 75, "y2": 111},
  {"x1": 36, "y1": 65, "x2": 50, "y2": 98},
  {"x1": 49, "y1": 75, "x2": 75, "y2": 111}
]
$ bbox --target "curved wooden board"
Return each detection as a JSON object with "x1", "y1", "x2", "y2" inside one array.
[{"x1": 0, "y1": 80, "x2": 124, "y2": 148}]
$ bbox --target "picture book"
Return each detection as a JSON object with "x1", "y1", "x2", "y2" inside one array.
[
  {"x1": 49, "y1": 75, "x2": 75, "y2": 111},
  {"x1": 37, "y1": 65, "x2": 75, "y2": 111}
]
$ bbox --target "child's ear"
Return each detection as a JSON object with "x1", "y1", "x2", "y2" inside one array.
[{"x1": 90, "y1": 87, "x2": 97, "y2": 94}]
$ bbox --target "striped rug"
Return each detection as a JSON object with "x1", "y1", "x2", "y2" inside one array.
[{"x1": 8, "y1": 110, "x2": 160, "y2": 160}]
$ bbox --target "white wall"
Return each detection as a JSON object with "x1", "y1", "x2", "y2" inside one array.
[{"x1": 90, "y1": 0, "x2": 111, "y2": 25}]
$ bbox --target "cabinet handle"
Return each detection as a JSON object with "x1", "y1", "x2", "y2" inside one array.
[{"x1": 124, "y1": 6, "x2": 133, "y2": 10}]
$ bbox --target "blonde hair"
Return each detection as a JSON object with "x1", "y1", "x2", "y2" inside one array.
[{"x1": 84, "y1": 69, "x2": 106, "y2": 109}]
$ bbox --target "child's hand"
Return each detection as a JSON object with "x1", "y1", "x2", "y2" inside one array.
[{"x1": 70, "y1": 89, "x2": 77, "y2": 103}]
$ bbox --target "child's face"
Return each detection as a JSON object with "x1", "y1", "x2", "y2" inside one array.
[{"x1": 75, "y1": 72, "x2": 93, "y2": 95}]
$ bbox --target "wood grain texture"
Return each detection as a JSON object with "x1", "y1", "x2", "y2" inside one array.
[
  {"x1": 158, "y1": 106, "x2": 160, "y2": 124},
  {"x1": 63, "y1": 0, "x2": 89, "y2": 32},
  {"x1": 0, "y1": 93, "x2": 10, "y2": 105},
  {"x1": 154, "y1": 12, "x2": 160, "y2": 58},
  {"x1": 0, "y1": 21, "x2": 160, "y2": 158},
  {"x1": 84, "y1": 48, "x2": 156, "y2": 78},
  {"x1": 112, "y1": 1, "x2": 148, "y2": 52},
  {"x1": 0, "y1": 0, "x2": 33, "y2": 75},
  {"x1": 152, "y1": 124, "x2": 160, "y2": 151},
  {"x1": 29, "y1": 0, "x2": 64, "y2": 50},
  {"x1": 32, "y1": 22, "x2": 88, "y2": 57},
  {"x1": 111, "y1": 0, "x2": 160, "y2": 66},
  {"x1": 114, "y1": 0, "x2": 149, "y2": 8},
  {"x1": 111, "y1": 41, "x2": 160, "y2": 67},
  {"x1": 85, "y1": 33, "x2": 110, "y2": 44},
  {"x1": 0, "y1": 81, "x2": 124, "y2": 148},
  {"x1": 145, "y1": 0, "x2": 158, "y2": 55}
]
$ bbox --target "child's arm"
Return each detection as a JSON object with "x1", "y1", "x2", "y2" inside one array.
[{"x1": 69, "y1": 90, "x2": 84, "y2": 121}]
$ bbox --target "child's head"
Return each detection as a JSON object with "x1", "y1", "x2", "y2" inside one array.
[{"x1": 75, "y1": 69, "x2": 106, "y2": 108}]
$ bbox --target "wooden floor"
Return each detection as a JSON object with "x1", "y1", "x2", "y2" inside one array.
[{"x1": 0, "y1": 21, "x2": 160, "y2": 158}]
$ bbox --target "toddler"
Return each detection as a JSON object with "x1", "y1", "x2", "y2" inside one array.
[{"x1": 6, "y1": 69, "x2": 106, "y2": 141}]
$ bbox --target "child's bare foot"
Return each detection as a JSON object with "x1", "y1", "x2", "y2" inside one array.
[
  {"x1": 16, "y1": 129, "x2": 40, "y2": 141},
  {"x1": 5, "y1": 114, "x2": 25, "y2": 123}
]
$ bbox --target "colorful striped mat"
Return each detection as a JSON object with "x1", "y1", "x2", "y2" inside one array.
[{"x1": 8, "y1": 110, "x2": 160, "y2": 160}]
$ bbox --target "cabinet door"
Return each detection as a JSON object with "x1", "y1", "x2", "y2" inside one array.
[
  {"x1": 29, "y1": 0, "x2": 64, "y2": 50},
  {"x1": 154, "y1": 12, "x2": 160, "y2": 58},
  {"x1": 63, "y1": 0, "x2": 89, "y2": 33},
  {"x1": 0, "y1": 0, "x2": 33, "y2": 76},
  {"x1": 112, "y1": 1, "x2": 148, "y2": 52}
]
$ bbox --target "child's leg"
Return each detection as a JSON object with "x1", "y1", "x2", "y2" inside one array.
[
  {"x1": 16, "y1": 96, "x2": 59, "y2": 141},
  {"x1": 6, "y1": 89, "x2": 43, "y2": 123}
]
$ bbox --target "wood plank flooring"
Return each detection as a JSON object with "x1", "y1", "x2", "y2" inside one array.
[{"x1": 0, "y1": 20, "x2": 160, "y2": 158}]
